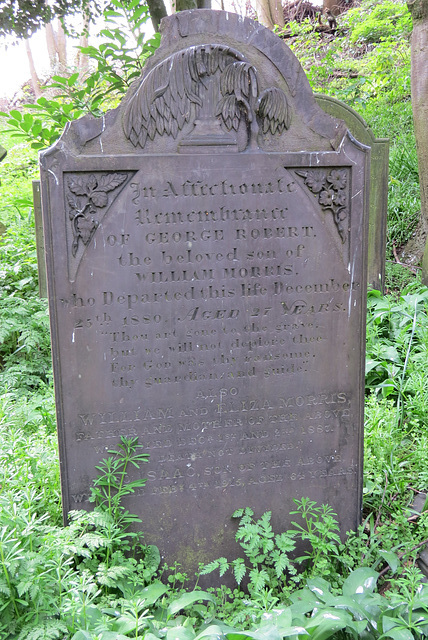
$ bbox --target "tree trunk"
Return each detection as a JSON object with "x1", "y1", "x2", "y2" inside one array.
[
  {"x1": 154, "y1": 0, "x2": 209, "y2": 20},
  {"x1": 408, "y1": 0, "x2": 428, "y2": 284},
  {"x1": 255, "y1": 0, "x2": 284, "y2": 30},
  {"x1": 77, "y1": 14, "x2": 90, "y2": 77},
  {"x1": 25, "y1": 39, "x2": 42, "y2": 99},
  {"x1": 176, "y1": 0, "x2": 198, "y2": 9},
  {"x1": 146, "y1": 0, "x2": 168, "y2": 30},
  {"x1": 56, "y1": 19, "x2": 67, "y2": 70},
  {"x1": 323, "y1": 0, "x2": 340, "y2": 16},
  {"x1": 45, "y1": 22, "x2": 57, "y2": 69}
]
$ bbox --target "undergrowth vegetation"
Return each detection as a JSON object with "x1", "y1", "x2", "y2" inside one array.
[{"x1": 1, "y1": 0, "x2": 428, "y2": 637}]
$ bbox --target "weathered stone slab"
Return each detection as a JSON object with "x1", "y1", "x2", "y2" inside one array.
[
  {"x1": 316, "y1": 95, "x2": 389, "y2": 292},
  {"x1": 40, "y1": 10, "x2": 369, "y2": 576},
  {"x1": 32, "y1": 180, "x2": 48, "y2": 298},
  {"x1": 0, "y1": 144, "x2": 7, "y2": 236}
]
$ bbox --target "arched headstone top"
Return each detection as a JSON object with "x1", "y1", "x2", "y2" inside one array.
[{"x1": 48, "y1": 10, "x2": 348, "y2": 157}]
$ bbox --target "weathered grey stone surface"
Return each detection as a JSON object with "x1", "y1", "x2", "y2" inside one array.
[
  {"x1": 40, "y1": 10, "x2": 369, "y2": 577},
  {"x1": 32, "y1": 181, "x2": 47, "y2": 298},
  {"x1": 0, "y1": 144, "x2": 7, "y2": 236},
  {"x1": 316, "y1": 95, "x2": 389, "y2": 292}
]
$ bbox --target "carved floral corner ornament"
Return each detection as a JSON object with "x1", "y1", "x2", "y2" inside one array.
[
  {"x1": 66, "y1": 173, "x2": 128, "y2": 257},
  {"x1": 295, "y1": 168, "x2": 350, "y2": 243},
  {"x1": 123, "y1": 44, "x2": 290, "y2": 151}
]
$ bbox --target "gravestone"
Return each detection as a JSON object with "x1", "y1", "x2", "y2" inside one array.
[
  {"x1": 35, "y1": 97, "x2": 389, "y2": 294},
  {"x1": 0, "y1": 144, "x2": 7, "y2": 236},
  {"x1": 40, "y1": 10, "x2": 369, "y2": 576},
  {"x1": 32, "y1": 180, "x2": 48, "y2": 298},
  {"x1": 315, "y1": 95, "x2": 389, "y2": 293}
]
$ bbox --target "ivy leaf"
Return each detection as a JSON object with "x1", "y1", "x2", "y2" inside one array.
[
  {"x1": 87, "y1": 174, "x2": 98, "y2": 192},
  {"x1": 91, "y1": 191, "x2": 109, "y2": 207},
  {"x1": 96, "y1": 173, "x2": 127, "y2": 192},
  {"x1": 68, "y1": 176, "x2": 88, "y2": 196},
  {"x1": 67, "y1": 194, "x2": 79, "y2": 211},
  {"x1": 76, "y1": 216, "x2": 97, "y2": 245}
]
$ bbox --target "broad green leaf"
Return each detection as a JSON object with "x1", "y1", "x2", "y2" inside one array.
[
  {"x1": 323, "y1": 594, "x2": 378, "y2": 626},
  {"x1": 71, "y1": 633, "x2": 93, "y2": 640},
  {"x1": 140, "y1": 581, "x2": 169, "y2": 605},
  {"x1": 230, "y1": 627, "x2": 281, "y2": 640},
  {"x1": 342, "y1": 568, "x2": 379, "y2": 597},
  {"x1": 290, "y1": 587, "x2": 321, "y2": 615},
  {"x1": 305, "y1": 609, "x2": 352, "y2": 640},
  {"x1": 102, "y1": 620, "x2": 135, "y2": 640},
  {"x1": 260, "y1": 608, "x2": 293, "y2": 633},
  {"x1": 305, "y1": 577, "x2": 333, "y2": 601},
  {"x1": 195, "y1": 624, "x2": 228, "y2": 640},
  {"x1": 387, "y1": 631, "x2": 415, "y2": 640},
  {"x1": 380, "y1": 619, "x2": 414, "y2": 640},
  {"x1": 379, "y1": 550, "x2": 400, "y2": 574},
  {"x1": 73, "y1": 632, "x2": 128, "y2": 640},
  {"x1": 145, "y1": 544, "x2": 161, "y2": 570},
  {"x1": 85, "y1": 603, "x2": 104, "y2": 624},
  {"x1": 9, "y1": 109, "x2": 22, "y2": 121},
  {"x1": 380, "y1": 379, "x2": 395, "y2": 397},
  {"x1": 68, "y1": 72, "x2": 80, "y2": 85},
  {"x1": 167, "y1": 590, "x2": 216, "y2": 616},
  {"x1": 166, "y1": 626, "x2": 196, "y2": 640},
  {"x1": 365, "y1": 358, "x2": 381, "y2": 374}
]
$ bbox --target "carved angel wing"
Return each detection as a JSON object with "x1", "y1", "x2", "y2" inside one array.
[{"x1": 256, "y1": 87, "x2": 291, "y2": 135}]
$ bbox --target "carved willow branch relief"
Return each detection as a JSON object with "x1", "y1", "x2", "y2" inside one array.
[
  {"x1": 123, "y1": 44, "x2": 290, "y2": 151},
  {"x1": 295, "y1": 168, "x2": 350, "y2": 243}
]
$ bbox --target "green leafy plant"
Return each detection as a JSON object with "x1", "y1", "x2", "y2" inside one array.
[
  {"x1": 0, "y1": 207, "x2": 52, "y2": 395},
  {"x1": 0, "y1": 0, "x2": 160, "y2": 151},
  {"x1": 345, "y1": 0, "x2": 412, "y2": 44},
  {"x1": 201, "y1": 507, "x2": 298, "y2": 602},
  {"x1": 201, "y1": 500, "x2": 345, "y2": 603},
  {"x1": 90, "y1": 436, "x2": 149, "y2": 527},
  {"x1": 79, "y1": 0, "x2": 161, "y2": 98},
  {"x1": 365, "y1": 287, "x2": 428, "y2": 408},
  {"x1": 289, "y1": 498, "x2": 342, "y2": 583}
]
